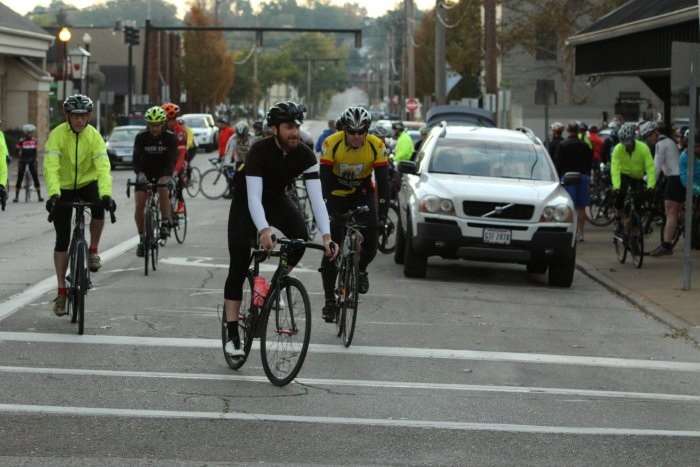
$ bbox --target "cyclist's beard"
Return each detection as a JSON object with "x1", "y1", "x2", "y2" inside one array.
[{"x1": 277, "y1": 133, "x2": 299, "y2": 152}]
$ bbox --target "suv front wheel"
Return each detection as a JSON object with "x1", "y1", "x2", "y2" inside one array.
[
  {"x1": 548, "y1": 246, "x2": 576, "y2": 287},
  {"x1": 403, "y1": 219, "x2": 427, "y2": 278}
]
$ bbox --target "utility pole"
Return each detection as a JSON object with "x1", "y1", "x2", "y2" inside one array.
[
  {"x1": 434, "y1": 0, "x2": 446, "y2": 105},
  {"x1": 484, "y1": 0, "x2": 498, "y2": 95},
  {"x1": 306, "y1": 58, "x2": 312, "y2": 117},
  {"x1": 406, "y1": 0, "x2": 415, "y2": 118}
]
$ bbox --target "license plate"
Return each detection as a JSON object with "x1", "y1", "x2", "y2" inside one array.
[{"x1": 483, "y1": 229, "x2": 511, "y2": 245}]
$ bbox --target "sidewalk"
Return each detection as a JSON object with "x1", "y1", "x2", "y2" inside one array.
[{"x1": 576, "y1": 224, "x2": 700, "y2": 336}]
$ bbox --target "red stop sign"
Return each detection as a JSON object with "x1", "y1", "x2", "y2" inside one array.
[{"x1": 406, "y1": 98, "x2": 418, "y2": 112}]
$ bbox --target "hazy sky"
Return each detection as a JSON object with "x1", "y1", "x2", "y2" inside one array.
[{"x1": 4, "y1": 0, "x2": 436, "y2": 18}]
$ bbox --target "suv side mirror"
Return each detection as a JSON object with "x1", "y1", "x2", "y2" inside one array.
[
  {"x1": 562, "y1": 171, "x2": 581, "y2": 186},
  {"x1": 397, "y1": 160, "x2": 418, "y2": 175}
]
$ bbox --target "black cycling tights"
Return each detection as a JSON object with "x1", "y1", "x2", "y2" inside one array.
[
  {"x1": 16, "y1": 160, "x2": 41, "y2": 192},
  {"x1": 224, "y1": 196, "x2": 308, "y2": 301},
  {"x1": 53, "y1": 181, "x2": 105, "y2": 252},
  {"x1": 321, "y1": 195, "x2": 378, "y2": 300}
]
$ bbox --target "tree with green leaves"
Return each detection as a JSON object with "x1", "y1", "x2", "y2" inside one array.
[
  {"x1": 499, "y1": 0, "x2": 628, "y2": 103},
  {"x1": 414, "y1": 0, "x2": 482, "y2": 102},
  {"x1": 181, "y1": 4, "x2": 235, "y2": 111}
]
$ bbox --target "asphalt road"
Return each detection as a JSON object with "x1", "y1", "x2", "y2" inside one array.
[{"x1": 1, "y1": 146, "x2": 700, "y2": 466}]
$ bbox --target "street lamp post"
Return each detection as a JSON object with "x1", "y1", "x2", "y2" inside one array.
[
  {"x1": 82, "y1": 33, "x2": 92, "y2": 97},
  {"x1": 58, "y1": 27, "x2": 71, "y2": 102}
]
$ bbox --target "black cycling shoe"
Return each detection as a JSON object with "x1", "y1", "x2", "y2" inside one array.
[
  {"x1": 136, "y1": 241, "x2": 145, "y2": 257},
  {"x1": 322, "y1": 300, "x2": 338, "y2": 323},
  {"x1": 159, "y1": 222, "x2": 171, "y2": 240},
  {"x1": 358, "y1": 271, "x2": 369, "y2": 294}
]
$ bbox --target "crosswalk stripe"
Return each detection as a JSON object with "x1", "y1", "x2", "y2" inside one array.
[
  {"x1": 2, "y1": 331, "x2": 700, "y2": 372},
  {"x1": 1, "y1": 365, "x2": 699, "y2": 402},
  {"x1": 1, "y1": 403, "x2": 699, "y2": 437}
]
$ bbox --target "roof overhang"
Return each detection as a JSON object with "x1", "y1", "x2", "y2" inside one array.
[
  {"x1": 0, "y1": 25, "x2": 54, "y2": 59},
  {"x1": 567, "y1": 6, "x2": 698, "y2": 46}
]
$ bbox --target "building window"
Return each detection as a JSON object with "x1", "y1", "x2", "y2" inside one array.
[{"x1": 535, "y1": 25, "x2": 557, "y2": 61}]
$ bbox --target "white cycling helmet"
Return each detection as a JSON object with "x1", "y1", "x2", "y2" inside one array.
[
  {"x1": 22, "y1": 123, "x2": 36, "y2": 133},
  {"x1": 618, "y1": 122, "x2": 637, "y2": 144},
  {"x1": 639, "y1": 121, "x2": 658, "y2": 139},
  {"x1": 550, "y1": 122, "x2": 564, "y2": 132}
]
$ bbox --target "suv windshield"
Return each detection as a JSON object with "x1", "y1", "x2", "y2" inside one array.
[
  {"x1": 109, "y1": 128, "x2": 141, "y2": 143},
  {"x1": 182, "y1": 117, "x2": 208, "y2": 128},
  {"x1": 428, "y1": 138, "x2": 556, "y2": 181}
]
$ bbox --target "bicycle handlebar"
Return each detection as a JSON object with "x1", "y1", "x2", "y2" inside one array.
[
  {"x1": 333, "y1": 205, "x2": 370, "y2": 223},
  {"x1": 126, "y1": 178, "x2": 173, "y2": 198},
  {"x1": 48, "y1": 201, "x2": 116, "y2": 224},
  {"x1": 252, "y1": 235, "x2": 327, "y2": 258}
]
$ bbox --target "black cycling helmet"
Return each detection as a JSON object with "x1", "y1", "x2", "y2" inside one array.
[
  {"x1": 63, "y1": 94, "x2": 94, "y2": 114},
  {"x1": 340, "y1": 106, "x2": 372, "y2": 132},
  {"x1": 391, "y1": 121, "x2": 405, "y2": 131},
  {"x1": 266, "y1": 101, "x2": 305, "y2": 127},
  {"x1": 252, "y1": 120, "x2": 263, "y2": 131}
]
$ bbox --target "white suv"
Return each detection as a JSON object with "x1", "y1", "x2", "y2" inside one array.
[
  {"x1": 395, "y1": 124, "x2": 578, "y2": 287},
  {"x1": 181, "y1": 113, "x2": 218, "y2": 151}
]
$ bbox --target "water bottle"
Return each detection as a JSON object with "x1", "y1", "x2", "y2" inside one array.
[{"x1": 253, "y1": 276, "x2": 270, "y2": 307}]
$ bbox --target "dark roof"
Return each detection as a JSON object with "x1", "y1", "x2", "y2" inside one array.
[
  {"x1": 581, "y1": 0, "x2": 696, "y2": 34},
  {"x1": 0, "y1": 3, "x2": 51, "y2": 37}
]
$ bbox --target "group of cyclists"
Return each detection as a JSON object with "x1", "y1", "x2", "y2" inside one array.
[
  {"x1": 4, "y1": 93, "x2": 397, "y2": 359},
  {"x1": 549, "y1": 116, "x2": 700, "y2": 256}
]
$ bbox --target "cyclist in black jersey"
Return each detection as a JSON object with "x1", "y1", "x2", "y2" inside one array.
[
  {"x1": 132, "y1": 106, "x2": 178, "y2": 256},
  {"x1": 222, "y1": 101, "x2": 337, "y2": 356}
]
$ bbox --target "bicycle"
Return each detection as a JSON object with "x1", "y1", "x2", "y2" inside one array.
[
  {"x1": 220, "y1": 237, "x2": 325, "y2": 386},
  {"x1": 200, "y1": 157, "x2": 235, "y2": 200},
  {"x1": 127, "y1": 179, "x2": 171, "y2": 276},
  {"x1": 377, "y1": 199, "x2": 399, "y2": 254},
  {"x1": 613, "y1": 187, "x2": 649, "y2": 268},
  {"x1": 169, "y1": 176, "x2": 188, "y2": 244},
  {"x1": 330, "y1": 206, "x2": 368, "y2": 347},
  {"x1": 186, "y1": 165, "x2": 202, "y2": 198},
  {"x1": 660, "y1": 195, "x2": 700, "y2": 249},
  {"x1": 48, "y1": 201, "x2": 116, "y2": 334},
  {"x1": 287, "y1": 179, "x2": 317, "y2": 238},
  {"x1": 586, "y1": 163, "x2": 616, "y2": 227}
]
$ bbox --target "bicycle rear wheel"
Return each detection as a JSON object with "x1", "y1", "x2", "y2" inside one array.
[
  {"x1": 186, "y1": 166, "x2": 202, "y2": 198},
  {"x1": 629, "y1": 214, "x2": 644, "y2": 268},
  {"x1": 222, "y1": 273, "x2": 255, "y2": 370},
  {"x1": 260, "y1": 277, "x2": 312, "y2": 386},
  {"x1": 174, "y1": 200, "x2": 188, "y2": 244},
  {"x1": 341, "y1": 259, "x2": 359, "y2": 348},
  {"x1": 200, "y1": 168, "x2": 228, "y2": 200},
  {"x1": 378, "y1": 203, "x2": 399, "y2": 254}
]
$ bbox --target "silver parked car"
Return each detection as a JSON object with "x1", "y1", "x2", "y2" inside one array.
[{"x1": 106, "y1": 125, "x2": 144, "y2": 168}]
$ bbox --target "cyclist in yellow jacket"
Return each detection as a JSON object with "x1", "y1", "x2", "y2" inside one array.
[
  {"x1": 0, "y1": 121, "x2": 8, "y2": 208},
  {"x1": 44, "y1": 94, "x2": 115, "y2": 316}
]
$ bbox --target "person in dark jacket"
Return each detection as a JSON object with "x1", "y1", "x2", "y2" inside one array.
[
  {"x1": 548, "y1": 122, "x2": 564, "y2": 166},
  {"x1": 600, "y1": 120, "x2": 620, "y2": 164},
  {"x1": 557, "y1": 122, "x2": 593, "y2": 242}
]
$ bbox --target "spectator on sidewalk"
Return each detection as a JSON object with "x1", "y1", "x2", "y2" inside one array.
[
  {"x1": 548, "y1": 122, "x2": 564, "y2": 166},
  {"x1": 648, "y1": 122, "x2": 683, "y2": 256},
  {"x1": 315, "y1": 120, "x2": 336, "y2": 154},
  {"x1": 557, "y1": 122, "x2": 593, "y2": 243}
]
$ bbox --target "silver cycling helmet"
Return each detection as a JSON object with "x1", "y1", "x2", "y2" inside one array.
[
  {"x1": 639, "y1": 121, "x2": 658, "y2": 139},
  {"x1": 618, "y1": 122, "x2": 637, "y2": 144},
  {"x1": 340, "y1": 106, "x2": 372, "y2": 132}
]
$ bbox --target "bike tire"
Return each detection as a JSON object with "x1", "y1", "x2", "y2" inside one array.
[
  {"x1": 629, "y1": 214, "x2": 644, "y2": 269},
  {"x1": 76, "y1": 244, "x2": 87, "y2": 335},
  {"x1": 614, "y1": 234, "x2": 627, "y2": 264},
  {"x1": 378, "y1": 203, "x2": 399, "y2": 254},
  {"x1": 174, "y1": 202, "x2": 187, "y2": 244},
  {"x1": 222, "y1": 273, "x2": 255, "y2": 370},
  {"x1": 152, "y1": 205, "x2": 160, "y2": 270},
  {"x1": 260, "y1": 276, "x2": 312, "y2": 387},
  {"x1": 186, "y1": 166, "x2": 202, "y2": 198},
  {"x1": 660, "y1": 217, "x2": 683, "y2": 248},
  {"x1": 586, "y1": 197, "x2": 615, "y2": 227},
  {"x1": 342, "y1": 259, "x2": 359, "y2": 348},
  {"x1": 199, "y1": 168, "x2": 228, "y2": 200},
  {"x1": 335, "y1": 257, "x2": 347, "y2": 338},
  {"x1": 144, "y1": 208, "x2": 152, "y2": 276},
  {"x1": 68, "y1": 249, "x2": 78, "y2": 323}
]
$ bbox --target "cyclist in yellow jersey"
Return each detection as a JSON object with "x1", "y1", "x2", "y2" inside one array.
[
  {"x1": 319, "y1": 106, "x2": 390, "y2": 322},
  {"x1": 44, "y1": 94, "x2": 115, "y2": 316},
  {"x1": 0, "y1": 120, "x2": 8, "y2": 207}
]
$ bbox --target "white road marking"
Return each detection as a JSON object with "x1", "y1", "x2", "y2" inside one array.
[
  {"x1": 0, "y1": 236, "x2": 139, "y2": 323},
  {"x1": 161, "y1": 257, "x2": 316, "y2": 274},
  {"x1": 103, "y1": 267, "x2": 142, "y2": 274},
  {"x1": 1, "y1": 331, "x2": 700, "y2": 372},
  {"x1": 1, "y1": 403, "x2": 699, "y2": 437},
  {"x1": 1, "y1": 365, "x2": 699, "y2": 403}
]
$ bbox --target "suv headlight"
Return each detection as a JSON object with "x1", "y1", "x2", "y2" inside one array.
[
  {"x1": 540, "y1": 204, "x2": 573, "y2": 223},
  {"x1": 420, "y1": 195, "x2": 455, "y2": 215}
]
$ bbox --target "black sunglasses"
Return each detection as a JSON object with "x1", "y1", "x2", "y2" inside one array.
[{"x1": 346, "y1": 129, "x2": 367, "y2": 136}]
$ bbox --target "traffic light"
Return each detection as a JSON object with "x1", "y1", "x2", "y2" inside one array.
[{"x1": 124, "y1": 26, "x2": 140, "y2": 46}]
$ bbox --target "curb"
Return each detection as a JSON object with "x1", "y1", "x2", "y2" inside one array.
[{"x1": 575, "y1": 259, "x2": 700, "y2": 345}]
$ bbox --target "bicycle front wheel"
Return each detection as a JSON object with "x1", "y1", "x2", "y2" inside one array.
[
  {"x1": 260, "y1": 277, "x2": 312, "y2": 386},
  {"x1": 614, "y1": 233, "x2": 627, "y2": 264},
  {"x1": 222, "y1": 273, "x2": 255, "y2": 370},
  {"x1": 378, "y1": 203, "x2": 399, "y2": 254},
  {"x1": 200, "y1": 168, "x2": 228, "y2": 200},
  {"x1": 341, "y1": 259, "x2": 359, "y2": 348},
  {"x1": 629, "y1": 214, "x2": 644, "y2": 268},
  {"x1": 75, "y1": 244, "x2": 87, "y2": 335},
  {"x1": 186, "y1": 166, "x2": 202, "y2": 198},
  {"x1": 174, "y1": 201, "x2": 188, "y2": 244}
]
